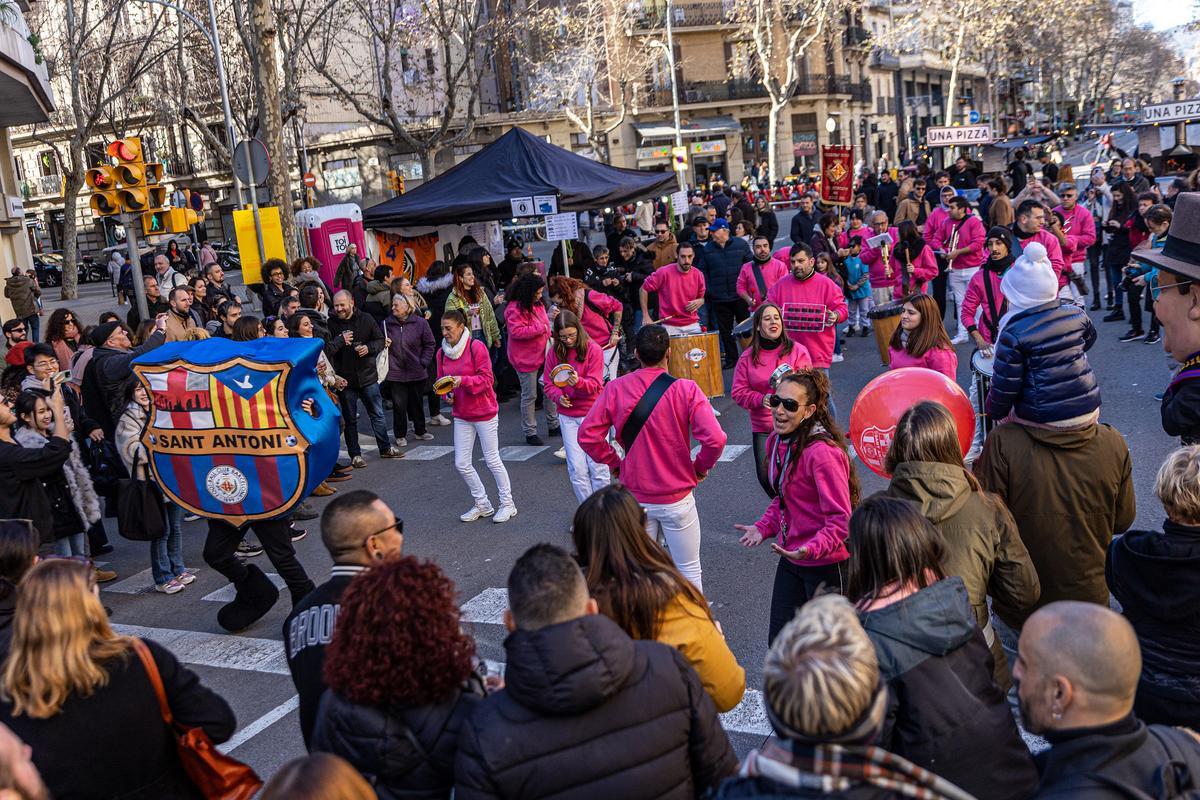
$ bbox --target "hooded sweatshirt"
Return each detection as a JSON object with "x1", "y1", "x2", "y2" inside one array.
[
  {"x1": 736, "y1": 254, "x2": 789, "y2": 309},
  {"x1": 959, "y1": 228, "x2": 1015, "y2": 344},
  {"x1": 436, "y1": 337, "x2": 497, "y2": 422},
  {"x1": 504, "y1": 302, "x2": 552, "y2": 373},
  {"x1": 860, "y1": 578, "x2": 1039, "y2": 800},
  {"x1": 542, "y1": 339, "x2": 605, "y2": 419}
]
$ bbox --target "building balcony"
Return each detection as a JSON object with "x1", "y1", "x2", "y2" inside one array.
[
  {"x1": 843, "y1": 25, "x2": 870, "y2": 47},
  {"x1": 20, "y1": 173, "x2": 59, "y2": 200},
  {"x1": 628, "y1": 1, "x2": 733, "y2": 31},
  {"x1": 848, "y1": 80, "x2": 872, "y2": 104},
  {"x1": 870, "y1": 48, "x2": 901, "y2": 70},
  {"x1": 644, "y1": 78, "x2": 767, "y2": 107},
  {"x1": 0, "y1": 11, "x2": 53, "y2": 125}
]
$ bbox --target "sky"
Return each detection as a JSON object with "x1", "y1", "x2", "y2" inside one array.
[{"x1": 1134, "y1": 0, "x2": 1197, "y2": 30}]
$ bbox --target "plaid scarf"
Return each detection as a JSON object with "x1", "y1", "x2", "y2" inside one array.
[{"x1": 739, "y1": 739, "x2": 977, "y2": 800}]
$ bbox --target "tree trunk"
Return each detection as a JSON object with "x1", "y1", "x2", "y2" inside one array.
[
  {"x1": 249, "y1": 0, "x2": 297, "y2": 261},
  {"x1": 59, "y1": 140, "x2": 86, "y2": 300},
  {"x1": 419, "y1": 149, "x2": 434, "y2": 184},
  {"x1": 767, "y1": 100, "x2": 781, "y2": 191}
]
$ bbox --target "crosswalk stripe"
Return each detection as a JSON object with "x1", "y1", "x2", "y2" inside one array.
[
  {"x1": 404, "y1": 445, "x2": 457, "y2": 460},
  {"x1": 720, "y1": 689, "x2": 770, "y2": 736},
  {"x1": 201, "y1": 574, "x2": 287, "y2": 603},
  {"x1": 495, "y1": 445, "x2": 548, "y2": 461},
  {"x1": 461, "y1": 587, "x2": 509, "y2": 625},
  {"x1": 219, "y1": 695, "x2": 300, "y2": 754},
  {"x1": 112, "y1": 623, "x2": 289, "y2": 674},
  {"x1": 690, "y1": 444, "x2": 751, "y2": 462},
  {"x1": 103, "y1": 568, "x2": 159, "y2": 595}
]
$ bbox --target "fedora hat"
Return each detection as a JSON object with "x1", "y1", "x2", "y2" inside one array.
[{"x1": 1133, "y1": 192, "x2": 1200, "y2": 281}]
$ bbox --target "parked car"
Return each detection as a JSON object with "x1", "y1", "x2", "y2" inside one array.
[{"x1": 32, "y1": 253, "x2": 62, "y2": 287}]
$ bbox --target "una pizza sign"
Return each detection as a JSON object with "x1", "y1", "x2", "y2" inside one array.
[{"x1": 132, "y1": 338, "x2": 341, "y2": 527}]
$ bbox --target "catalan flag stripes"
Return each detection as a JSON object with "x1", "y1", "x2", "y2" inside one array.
[{"x1": 209, "y1": 377, "x2": 284, "y2": 429}]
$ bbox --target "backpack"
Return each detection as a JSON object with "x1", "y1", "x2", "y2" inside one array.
[{"x1": 1083, "y1": 726, "x2": 1200, "y2": 799}]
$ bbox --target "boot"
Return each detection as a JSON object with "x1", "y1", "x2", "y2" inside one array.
[{"x1": 216, "y1": 564, "x2": 279, "y2": 633}]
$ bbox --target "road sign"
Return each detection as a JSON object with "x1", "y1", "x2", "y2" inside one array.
[
  {"x1": 189, "y1": 191, "x2": 204, "y2": 213},
  {"x1": 543, "y1": 212, "x2": 578, "y2": 242},
  {"x1": 925, "y1": 125, "x2": 994, "y2": 146},
  {"x1": 534, "y1": 195, "x2": 558, "y2": 215},
  {"x1": 233, "y1": 139, "x2": 270, "y2": 187},
  {"x1": 968, "y1": 109, "x2": 981, "y2": 124},
  {"x1": 303, "y1": 172, "x2": 317, "y2": 188},
  {"x1": 510, "y1": 196, "x2": 534, "y2": 217},
  {"x1": 1141, "y1": 100, "x2": 1200, "y2": 125}
]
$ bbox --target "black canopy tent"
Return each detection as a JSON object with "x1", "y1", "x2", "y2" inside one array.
[{"x1": 363, "y1": 127, "x2": 679, "y2": 228}]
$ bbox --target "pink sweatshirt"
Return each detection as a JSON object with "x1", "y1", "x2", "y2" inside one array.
[
  {"x1": 891, "y1": 244, "x2": 940, "y2": 300},
  {"x1": 736, "y1": 257, "x2": 789, "y2": 309},
  {"x1": 960, "y1": 267, "x2": 1006, "y2": 344},
  {"x1": 924, "y1": 206, "x2": 949, "y2": 248},
  {"x1": 576, "y1": 289, "x2": 623, "y2": 350},
  {"x1": 861, "y1": 228, "x2": 899, "y2": 288},
  {"x1": 935, "y1": 214, "x2": 987, "y2": 270},
  {"x1": 436, "y1": 338, "x2": 498, "y2": 422},
  {"x1": 840, "y1": 227, "x2": 870, "y2": 250},
  {"x1": 505, "y1": 303, "x2": 551, "y2": 373},
  {"x1": 887, "y1": 345, "x2": 959, "y2": 381},
  {"x1": 642, "y1": 263, "x2": 705, "y2": 327},
  {"x1": 1015, "y1": 229, "x2": 1069, "y2": 288},
  {"x1": 1054, "y1": 202, "x2": 1096, "y2": 264},
  {"x1": 731, "y1": 343, "x2": 812, "y2": 433},
  {"x1": 754, "y1": 434, "x2": 851, "y2": 565},
  {"x1": 579, "y1": 367, "x2": 726, "y2": 504},
  {"x1": 542, "y1": 339, "x2": 605, "y2": 418},
  {"x1": 766, "y1": 272, "x2": 848, "y2": 369}
]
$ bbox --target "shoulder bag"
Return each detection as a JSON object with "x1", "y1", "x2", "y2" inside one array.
[
  {"x1": 116, "y1": 450, "x2": 166, "y2": 542},
  {"x1": 619, "y1": 372, "x2": 676, "y2": 453},
  {"x1": 132, "y1": 639, "x2": 262, "y2": 800}
]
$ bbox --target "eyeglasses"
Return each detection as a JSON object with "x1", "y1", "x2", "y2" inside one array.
[
  {"x1": 768, "y1": 395, "x2": 801, "y2": 412},
  {"x1": 1155, "y1": 277, "x2": 1195, "y2": 294},
  {"x1": 655, "y1": 229, "x2": 669, "y2": 234},
  {"x1": 363, "y1": 518, "x2": 403, "y2": 548}
]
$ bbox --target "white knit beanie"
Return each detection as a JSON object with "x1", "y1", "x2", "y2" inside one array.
[{"x1": 1000, "y1": 241, "x2": 1058, "y2": 312}]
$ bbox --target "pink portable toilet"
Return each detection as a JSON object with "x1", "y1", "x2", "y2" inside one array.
[{"x1": 297, "y1": 204, "x2": 366, "y2": 288}]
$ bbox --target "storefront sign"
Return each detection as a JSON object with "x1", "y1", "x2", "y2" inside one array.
[
  {"x1": 925, "y1": 125, "x2": 994, "y2": 146},
  {"x1": 792, "y1": 131, "x2": 818, "y2": 157},
  {"x1": 1142, "y1": 100, "x2": 1200, "y2": 125},
  {"x1": 636, "y1": 140, "x2": 728, "y2": 161},
  {"x1": 820, "y1": 145, "x2": 854, "y2": 206}
]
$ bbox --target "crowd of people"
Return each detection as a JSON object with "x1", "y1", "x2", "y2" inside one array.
[{"x1": 0, "y1": 145, "x2": 1196, "y2": 798}]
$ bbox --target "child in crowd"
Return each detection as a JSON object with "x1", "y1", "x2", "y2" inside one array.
[
  {"x1": 842, "y1": 246, "x2": 872, "y2": 337},
  {"x1": 1126, "y1": 203, "x2": 1172, "y2": 346},
  {"x1": 986, "y1": 241, "x2": 1100, "y2": 427}
]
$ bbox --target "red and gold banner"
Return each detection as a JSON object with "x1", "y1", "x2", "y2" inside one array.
[{"x1": 820, "y1": 145, "x2": 854, "y2": 207}]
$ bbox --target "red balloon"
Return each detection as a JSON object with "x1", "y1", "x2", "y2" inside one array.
[{"x1": 849, "y1": 367, "x2": 975, "y2": 478}]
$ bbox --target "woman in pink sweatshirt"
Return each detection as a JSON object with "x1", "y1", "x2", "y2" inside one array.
[
  {"x1": 543, "y1": 310, "x2": 609, "y2": 503},
  {"x1": 734, "y1": 369, "x2": 858, "y2": 644},
  {"x1": 887, "y1": 292, "x2": 958, "y2": 382},
  {"x1": 548, "y1": 276, "x2": 623, "y2": 383},
  {"x1": 505, "y1": 273, "x2": 556, "y2": 446},
  {"x1": 436, "y1": 309, "x2": 515, "y2": 524},
  {"x1": 732, "y1": 302, "x2": 812, "y2": 498}
]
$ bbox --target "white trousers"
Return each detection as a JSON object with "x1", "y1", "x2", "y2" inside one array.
[
  {"x1": 603, "y1": 345, "x2": 620, "y2": 383},
  {"x1": 643, "y1": 492, "x2": 703, "y2": 592},
  {"x1": 664, "y1": 322, "x2": 702, "y2": 336},
  {"x1": 453, "y1": 416, "x2": 513, "y2": 508},
  {"x1": 948, "y1": 267, "x2": 979, "y2": 334},
  {"x1": 1059, "y1": 262, "x2": 1086, "y2": 306},
  {"x1": 558, "y1": 414, "x2": 610, "y2": 504}
]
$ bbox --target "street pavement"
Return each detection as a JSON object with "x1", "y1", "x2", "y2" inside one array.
[{"x1": 39, "y1": 212, "x2": 1177, "y2": 781}]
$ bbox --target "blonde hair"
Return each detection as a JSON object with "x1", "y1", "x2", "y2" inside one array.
[
  {"x1": 1, "y1": 560, "x2": 131, "y2": 718},
  {"x1": 261, "y1": 753, "x2": 378, "y2": 800},
  {"x1": 763, "y1": 594, "x2": 880, "y2": 738},
  {"x1": 185, "y1": 327, "x2": 211, "y2": 341},
  {"x1": 1156, "y1": 446, "x2": 1200, "y2": 525}
]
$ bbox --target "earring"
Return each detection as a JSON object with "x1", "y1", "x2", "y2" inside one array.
[
  {"x1": 1052, "y1": 707, "x2": 1063, "y2": 720},
  {"x1": 373, "y1": 550, "x2": 384, "y2": 561}
]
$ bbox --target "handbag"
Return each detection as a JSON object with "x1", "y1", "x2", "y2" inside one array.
[
  {"x1": 131, "y1": 639, "x2": 262, "y2": 800},
  {"x1": 116, "y1": 451, "x2": 167, "y2": 541},
  {"x1": 376, "y1": 321, "x2": 390, "y2": 383},
  {"x1": 82, "y1": 436, "x2": 127, "y2": 497}
]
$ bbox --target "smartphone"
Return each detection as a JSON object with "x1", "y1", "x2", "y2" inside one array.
[{"x1": 53, "y1": 369, "x2": 70, "y2": 386}]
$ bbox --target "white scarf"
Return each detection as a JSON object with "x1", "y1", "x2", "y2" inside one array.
[{"x1": 441, "y1": 331, "x2": 469, "y2": 361}]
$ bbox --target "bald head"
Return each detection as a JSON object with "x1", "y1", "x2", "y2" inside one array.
[
  {"x1": 1015, "y1": 602, "x2": 1141, "y2": 734},
  {"x1": 320, "y1": 490, "x2": 392, "y2": 564},
  {"x1": 332, "y1": 290, "x2": 354, "y2": 319}
]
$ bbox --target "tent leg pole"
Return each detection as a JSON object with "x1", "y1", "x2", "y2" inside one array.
[{"x1": 560, "y1": 239, "x2": 569, "y2": 276}]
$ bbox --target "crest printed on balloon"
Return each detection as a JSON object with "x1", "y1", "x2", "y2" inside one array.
[{"x1": 132, "y1": 338, "x2": 341, "y2": 526}]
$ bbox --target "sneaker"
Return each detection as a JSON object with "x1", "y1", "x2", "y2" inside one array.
[
  {"x1": 395, "y1": 437, "x2": 408, "y2": 448},
  {"x1": 94, "y1": 543, "x2": 114, "y2": 555},
  {"x1": 951, "y1": 332, "x2": 969, "y2": 345},
  {"x1": 553, "y1": 447, "x2": 566, "y2": 459},
  {"x1": 236, "y1": 540, "x2": 264, "y2": 557},
  {"x1": 460, "y1": 504, "x2": 495, "y2": 522},
  {"x1": 155, "y1": 579, "x2": 184, "y2": 594},
  {"x1": 712, "y1": 406, "x2": 721, "y2": 417},
  {"x1": 1144, "y1": 331, "x2": 1161, "y2": 345},
  {"x1": 493, "y1": 504, "x2": 518, "y2": 523},
  {"x1": 380, "y1": 448, "x2": 405, "y2": 459},
  {"x1": 175, "y1": 571, "x2": 196, "y2": 585},
  {"x1": 291, "y1": 528, "x2": 307, "y2": 542},
  {"x1": 432, "y1": 413, "x2": 451, "y2": 426},
  {"x1": 526, "y1": 434, "x2": 545, "y2": 446},
  {"x1": 413, "y1": 431, "x2": 434, "y2": 440},
  {"x1": 1155, "y1": 391, "x2": 1166, "y2": 401},
  {"x1": 860, "y1": 327, "x2": 872, "y2": 337},
  {"x1": 351, "y1": 456, "x2": 367, "y2": 468},
  {"x1": 548, "y1": 426, "x2": 561, "y2": 438},
  {"x1": 1103, "y1": 309, "x2": 1125, "y2": 322},
  {"x1": 183, "y1": 513, "x2": 200, "y2": 522},
  {"x1": 1119, "y1": 329, "x2": 1146, "y2": 342},
  {"x1": 831, "y1": 353, "x2": 845, "y2": 363},
  {"x1": 842, "y1": 326, "x2": 855, "y2": 336},
  {"x1": 94, "y1": 567, "x2": 118, "y2": 583},
  {"x1": 291, "y1": 501, "x2": 318, "y2": 521}
]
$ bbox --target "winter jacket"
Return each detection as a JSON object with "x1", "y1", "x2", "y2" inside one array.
[
  {"x1": 737, "y1": 257, "x2": 789, "y2": 309},
  {"x1": 417, "y1": 274, "x2": 454, "y2": 345},
  {"x1": 445, "y1": 290, "x2": 500, "y2": 348},
  {"x1": 363, "y1": 280, "x2": 392, "y2": 323},
  {"x1": 885, "y1": 463, "x2": 1040, "y2": 687},
  {"x1": 1161, "y1": 352, "x2": 1200, "y2": 445},
  {"x1": 81, "y1": 332, "x2": 167, "y2": 438},
  {"x1": 861, "y1": 228, "x2": 899, "y2": 289},
  {"x1": 1107, "y1": 521, "x2": 1200, "y2": 723},
  {"x1": 383, "y1": 314, "x2": 435, "y2": 383},
  {"x1": 843, "y1": 257, "x2": 871, "y2": 301},
  {"x1": 887, "y1": 345, "x2": 957, "y2": 381},
  {"x1": 314, "y1": 677, "x2": 485, "y2": 799},
  {"x1": 436, "y1": 338, "x2": 497, "y2": 423},
  {"x1": 642, "y1": 264, "x2": 706, "y2": 327},
  {"x1": 890, "y1": 245, "x2": 938, "y2": 299},
  {"x1": 754, "y1": 433, "x2": 851, "y2": 566},
  {"x1": 767, "y1": 272, "x2": 848, "y2": 368},
  {"x1": 757, "y1": 209, "x2": 779, "y2": 245},
  {"x1": 985, "y1": 301, "x2": 1099, "y2": 425},
  {"x1": 647, "y1": 235, "x2": 678, "y2": 269},
  {"x1": 579, "y1": 367, "x2": 726, "y2": 505},
  {"x1": 657, "y1": 593, "x2": 746, "y2": 713},
  {"x1": 1055, "y1": 203, "x2": 1096, "y2": 264},
  {"x1": 3, "y1": 273, "x2": 39, "y2": 319},
  {"x1": 732, "y1": 342, "x2": 812, "y2": 433},
  {"x1": 0, "y1": 638, "x2": 235, "y2": 800},
  {"x1": 262, "y1": 281, "x2": 294, "y2": 318},
  {"x1": 163, "y1": 308, "x2": 196, "y2": 343},
  {"x1": 789, "y1": 209, "x2": 821, "y2": 245},
  {"x1": 335, "y1": 254, "x2": 361, "y2": 293},
  {"x1": 126, "y1": 297, "x2": 171, "y2": 331},
  {"x1": 860, "y1": 578, "x2": 1039, "y2": 800},
  {"x1": 894, "y1": 198, "x2": 931, "y2": 230},
  {"x1": 543, "y1": 340, "x2": 605, "y2": 419},
  {"x1": 976, "y1": 421, "x2": 1135, "y2": 628},
  {"x1": 453, "y1": 613, "x2": 738, "y2": 800},
  {"x1": 327, "y1": 311, "x2": 386, "y2": 389},
  {"x1": 0, "y1": 436, "x2": 71, "y2": 544},
  {"x1": 115, "y1": 402, "x2": 150, "y2": 480},
  {"x1": 504, "y1": 303, "x2": 552, "y2": 373},
  {"x1": 960, "y1": 266, "x2": 1007, "y2": 344},
  {"x1": 702, "y1": 237, "x2": 753, "y2": 302}
]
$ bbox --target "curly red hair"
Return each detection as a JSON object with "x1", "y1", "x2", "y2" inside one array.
[{"x1": 322, "y1": 557, "x2": 475, "y2": 707}]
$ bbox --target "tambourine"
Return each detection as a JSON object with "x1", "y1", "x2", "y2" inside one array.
[
  {"x1": 433, "y1": 376, "x2": 456, "y2": 395},
  {"x1": 550, "y1": 363, "x2": 577, "y2": 387}
]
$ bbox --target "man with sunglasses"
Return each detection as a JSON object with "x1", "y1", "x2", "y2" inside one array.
[
  {"x1": 646, "y1": 223, "x2": 677, "y2": 269},
  {"x1": 284, "y1": 489, "x2": 403, "y2": 748}
]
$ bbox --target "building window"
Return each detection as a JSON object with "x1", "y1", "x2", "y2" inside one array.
[
  {"x1": 36, "y1": 151, "x2": 55, "y2": 177},
  {"x1": 424, "y1": 48, "x2": 435, "y2": 74},
  {"x1": 742, "y1": 117, "x2": 769, "y2": 162},
  {"x1": 388, "y1": 154, "x2": 424, "y2": 181},
  {"x1": 322, "y1": 157, "x2": 361, "y2": 189}
]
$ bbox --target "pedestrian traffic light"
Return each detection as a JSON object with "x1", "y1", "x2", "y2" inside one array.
[{"x1": 142, "y1": 209, "x2": 168, "y2": 235}]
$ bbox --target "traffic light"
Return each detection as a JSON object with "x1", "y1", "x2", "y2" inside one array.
[
  {"x1": 141, "y1": 209, "x2": 168, "y2": 235},
  {"x1": 106, "y1": 138, "x2": 142, "y2": 162},
  {"x1": 85, "y1": 165, "x2": 120, "y2": 216},
  {"x1": 167, "y1": 207, "x2": 200, "y2": 233}
]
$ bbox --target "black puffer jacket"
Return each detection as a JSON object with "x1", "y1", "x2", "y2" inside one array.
[
  {"x1": 313, "y1": 678, "x2": 484, "y2": 799},
  {"x1": 454, "y1": 614, "x2": 737, "y2": 800},
  {"x1": 859, "y1": 578, "x2": 1038, "y2": 800},
  {"x1": 986, "y1": 300, "x2": 1099, "y2": 424},
  {"x1": 702, "y1": 237, "x2": 752, "y2": 302},
  {"x1": 327, "y1": 311, "x2": 386, "y2": 389}
]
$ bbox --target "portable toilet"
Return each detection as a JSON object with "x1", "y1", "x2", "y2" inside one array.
[{"x1": 297, "y1": 204, "x2": 366, "y2": 288}]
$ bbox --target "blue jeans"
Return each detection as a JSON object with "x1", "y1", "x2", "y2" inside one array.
[
  {"x1": 52, "y1": 533, "x2": 85, "y2": 557},
  {"x1": 24, "y1": 315, "x2": 38, "y2": 345},
  {"x1": 151, "y1": 501, "x2": 186, "y2": 585},
  {"x1": 340, "y1": 382, "x2": 391, "y2": 455},
  {"x1": 1106, "y1": 257, "x2": 1126, "y2": 307},
  {"x1": 816, "y1": 367, "x2": 838, "y2": 424}
]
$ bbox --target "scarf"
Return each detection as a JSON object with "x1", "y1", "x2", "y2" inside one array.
[
  {"x1": 441, "y1": 331, "x2": 469, "y2": 361},
  {"x1": 760, "y1": 335, "x2": 783, "y2": 351},
  {"x1": 986, "y1": 254, "x2": 1014, "y2": 273},
  {"x1": 14, "y1": 425, "x2": 102, "y2": 528}
]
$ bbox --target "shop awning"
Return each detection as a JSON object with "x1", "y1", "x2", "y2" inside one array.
[{"x1": 632, "y1": 116, "x2": 742, "y2": 141}]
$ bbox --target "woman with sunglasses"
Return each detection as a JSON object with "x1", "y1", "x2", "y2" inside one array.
[
  {"x1": 887, "y1": 292, "x2": 958, "y2": 381},
  {"x1": 43, "y1": 309, "x2": 82, "y2": 372},
  {"x1": 734, "y1": 369, "x2": 858, "y2": 644},
  {"x1": 543, "y1": 309, "x2": 609, "y2": 503},
  {"x1": 731, "y1": 302, "x2": 811, "y2": 498}
]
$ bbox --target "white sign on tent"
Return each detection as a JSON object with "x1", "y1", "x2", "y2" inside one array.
[{"x1": 544, "y1": 212, "x2": 579, "y2": 242}]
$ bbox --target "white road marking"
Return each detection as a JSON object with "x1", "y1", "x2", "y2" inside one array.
[
  {"x1": 690, "y1": 444, "x2": 751, "y2": 462},
  {"x1": 720, "y1": 689, "x2": 771, "y2": 736},
  {"x1": 103, "y1": 568, "x2": 159, "y2": 595},
  {"x1": 461, "y1": 588, "x2": 509, "y2": 625},
  {"x1": 202, "y1": 573, "x2": 287, "y2": 603},
  {"x1": 403, "y1": 445, "x2": 456, "y2": 460},
  {"x1": 219, "y1": 695, "x2": 300, "y2": 754},
  {"x1": 495, "y1": 445, "x2": 547, "y2": 461},
  {"x1": 111, "y1": 624, "x2": 289, "y2": 674}
]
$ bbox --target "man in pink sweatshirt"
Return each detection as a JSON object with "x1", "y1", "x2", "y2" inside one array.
[
  {"x1": 736, "y1": 235, "x2": 788, "y2": 311},
  {"x1": 639, "y1": 242, "x2": 706, "y2": 335},
  {"x1": 1054, "y1": 185, "x2": 1096, "y2": 307},
  {"x1": 579, "y1": 324, "x2": 726, "y2": 590},
  {"x1": 932, "y1": 196, "x2": 987, "y2": 343},
  {"x1": 860, "y1": 211, "x2": 899, "y2": 306}
]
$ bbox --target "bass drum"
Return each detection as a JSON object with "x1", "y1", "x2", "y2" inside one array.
[{"x1": 867, "y1": 301, "x2": 904, "y2": 366}]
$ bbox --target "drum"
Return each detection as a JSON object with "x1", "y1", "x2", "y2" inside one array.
[
  {"x1": 971, "y1": 350, "x2": 995, "y2": 438},
  {"x1": 868, "y1": 301, "x2": 904, "y2": 366},
  {"x1": 732, "y1": 316, "x2": 754, "y2": 353},
  {"x1": 549, "y1": 363, "x2": 577, "y2": 388},
  {"x1": 667, "y1": 331, "x2": 725, "y2": 398},
  {"x1": 433, "y1": 376, "x2": 456, "y2": 395}
]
